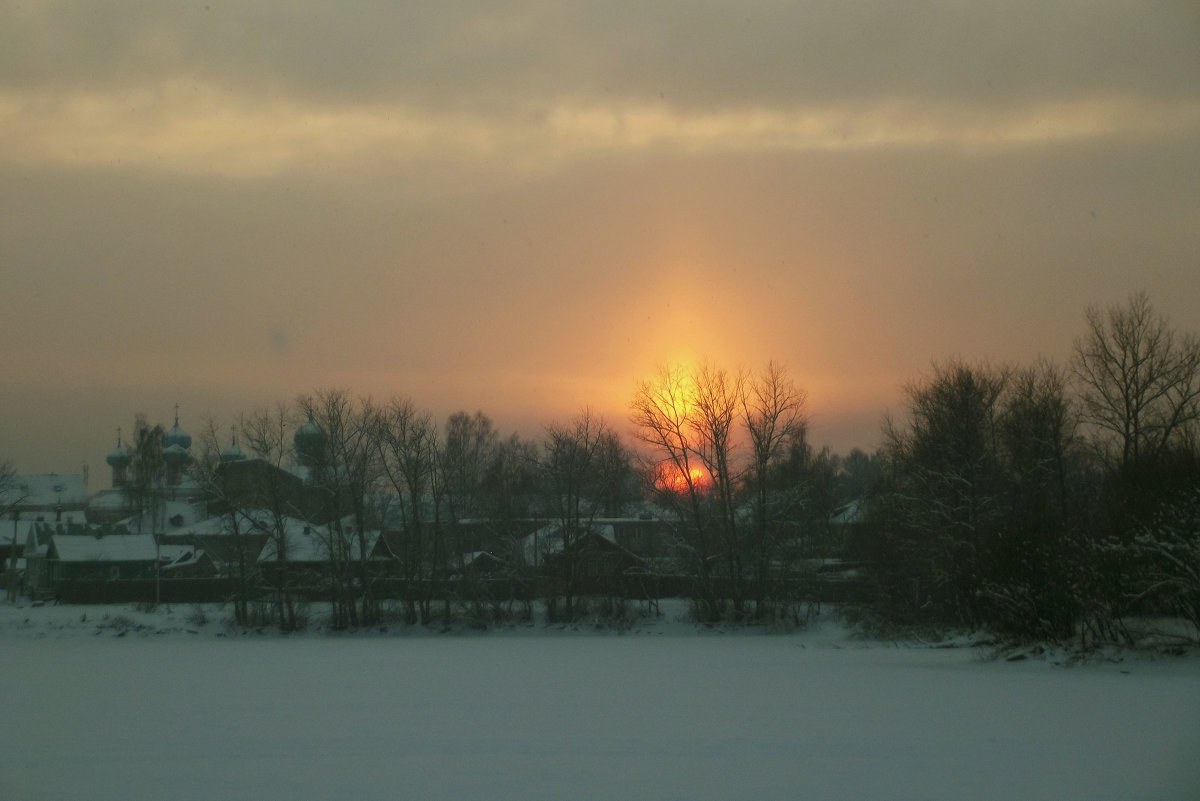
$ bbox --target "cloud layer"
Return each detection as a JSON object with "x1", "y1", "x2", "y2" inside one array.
[{"x1": 2, "y1": 1, "x2": 1198, "y2": 473}]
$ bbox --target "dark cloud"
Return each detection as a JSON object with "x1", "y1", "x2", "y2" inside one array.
[{"x1": 2, "y1": 2, "x2": 1195, "y2": 108}]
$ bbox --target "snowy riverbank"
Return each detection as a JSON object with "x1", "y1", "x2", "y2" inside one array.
[{"x1": 4, "y1": 600, "x2": 1200, "y2": 800}]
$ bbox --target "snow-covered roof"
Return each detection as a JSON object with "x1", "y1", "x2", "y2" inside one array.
[
  {"x1": 258, "y1": 522, "x2": 383, "y2": 564},
  {"x1": 284, "y1": 464, "x2": 313, "y2": 483},
  {"x1": 518, "y1": 521, "x2": 618, "y2": 565},
  {"x1": 8, "y1": 473, "x2": 88, "y2": 508},
  {"x1": 458, "y1": 550, "x2": 506, "y2": 568},
  {"x1": 23, "y1": 519, "x2": 126, "y2": 555},
  {"x1": 830, "y1": 499, "x2": 867, "y2": 526},
  {"x1": 6, "y1": 511, "x2": 88, "y2": 537},
  {"x1": 159, "y1": 544, "x2": 207, "y2": 571},
  {"x1": 50, "y1": 533, "x2": 158, "y2": 563},
  {"x1": 164, "y1": 509, "x2": 305, "y2": 539},
  {"x1": 88, "y1": 489, "x2": 130, "y2": 510},
  {"x1": 118, "y1": 500, "x2": 208, "y2": 532},
  {"x1": 5, "y1": 514, "x2": 87, "y2": 555}
]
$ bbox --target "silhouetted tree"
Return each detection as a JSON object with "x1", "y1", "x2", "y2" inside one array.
[
  {"x1": 631, "y1": 361, "x2": 811, "y2": 622},
  {"x1": 874, "y1": 361, "x2": 1008, "y2": 627},
  {"x1": 631, "y1": 363, "x2": 723, "y2": 620},
  {"x1": 376, "y1": 396, "x2": 439, "y2": 623},
  {"x1": 1073, "y1": 291, "x2": 1200, "y2": 471},
  {"x1": 192, "y1": 422, "x2": 260, "y2": 625},
  {"x1": 983, "y1": 360, "x2": 1089, "y2": 639},
  {"x1": 2, "y1": 459, "x2": 29, "y2": 601},
  {"x1": 743, "y1": 362, "x2": 808, "y2": 619},
  {"x1": 439, "y1": 410, "x2": 499, "y2": 622},
  {"x1": 539, "y1": 410, "x2": 627, "y2": 620},
  {"x1": 240, "y1": 404, "x2": 302, "y2": 632},
  {"x1": 298, "y1": 389, "x2": 384, "y2": 628},
  {"x1": 1073, "y1": 293, "x2": 1200, "y2": 641}
]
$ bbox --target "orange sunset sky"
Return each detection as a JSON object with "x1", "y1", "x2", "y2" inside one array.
[{"x1": 2, "y1": 2, "x2": 1199, "y2": 478}]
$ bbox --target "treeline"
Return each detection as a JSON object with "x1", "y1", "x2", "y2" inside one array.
[
  {"x1": 111, "y1": 291, "x2": 1198, "y2": 642},
  {"x1": 850, "y1": 292, "x2": 1200, "y2": 643},
  {"x1": 173, "y1": 365, "x2": 859, "y2": 631},
  {"x1": 190, "y1": 402, "x2": 642, "y2": 630}
]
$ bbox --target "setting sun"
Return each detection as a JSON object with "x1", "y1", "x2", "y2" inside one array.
[{"x1": 653, "y1": 462, "x2": 712, "y2": 494}]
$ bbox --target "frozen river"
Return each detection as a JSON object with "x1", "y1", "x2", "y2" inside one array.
[{"x1": 3, "y1": 618, "x2": 1199, "y2": 800}]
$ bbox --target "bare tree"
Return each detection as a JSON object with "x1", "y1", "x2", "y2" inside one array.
[
  {"x1": 124, "y1": 414, "x2": 168, "y2": 607},
  {"x1": 484, "y1": 433, "x2": 540, "y2": 521},
  {"x1": 376, "y1": 396, "x2": 439, "y2": 623},
  {"x1": 126, "y1": 414, "x2": 167, "y2": 531},
  {"x1": 439, "y1": 411, "x2": 499, "y2": 622},
  {"x1": 690, "y1": 362, "x2": 747, "y2": 615},
  {"x1": 630, "y1": 364, "x2": 721, "y2": 619},
  {"x1": 540, "y1": 409, "x2": 623, "y2": 620},
  {"x1": 2, "y1": 459, "x2": 30, "y2": 601},
  {"x1": 985, "y1": 359, "x2": 1089, "y2": 639},
  {"x1": 297, "y1": 389, "x2": 384, "y2": 628},
  {"x1": 191, "y1": 422, "x2": 259, "y2": 625},
  {"x1": 1000, "y1": 360, "x2": 1080, "y2": 528},
  {"x1": 241, "y1": 403, "x2": 302, "y2": 631},
  {"x1": 742, "y1": 361, "x2": 808, "y2": 619},
  {"x1": 631, "y1": 361, "x2": 805, "y2": 621},
  {"x1": 484, "y1": 432, "x2": 540, "y2": 618},
  {"x1": 441, "y1": 411, "x2": 499, "y2": 523},
  {"x1": 1073, "y1": 291, "x2": 1200, "y2": 470},
  {"x1": 878, "y1": 360, "x2": 1008, "y2": 627},
  {"x1": 1071, "y1": 294, "x2": 1200, "y2": 643}
]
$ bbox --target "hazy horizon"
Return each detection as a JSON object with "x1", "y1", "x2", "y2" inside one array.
[{"x1": 3, "y1": 2, "x2": 1198, "y2": 477}]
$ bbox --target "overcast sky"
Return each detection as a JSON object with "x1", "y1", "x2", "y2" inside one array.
[{"x1": 2, "y1": 1, "x2": 1198, "y2": 478}]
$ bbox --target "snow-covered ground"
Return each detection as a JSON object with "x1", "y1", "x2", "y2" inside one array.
[{"x1": 3, "y1": 601, "x2": 1198, "y2": 801}]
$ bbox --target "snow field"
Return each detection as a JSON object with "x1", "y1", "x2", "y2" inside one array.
[{"x1": 2, "y1": 608, "x2": 1198, "y2": 801}]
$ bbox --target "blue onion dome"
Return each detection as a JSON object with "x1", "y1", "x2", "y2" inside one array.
[
  {"x1": 220, "y1": 429, "x2": 246, "y2": 463},
  {"x1": 163, "y1": 442, "x2": 191, "y2": 466},
  {"x1": 293, "y1": 412, "x2": 326, "y2": 465},
  {"x1": 106, "y1": 429, "x2": 132, "y2": 468},
  {"x1": 163, "y1": 409, "x2": 192, "y2": 451},
  {"x1": 293, "y1": 412, "x2": 326, "y2": 450}
]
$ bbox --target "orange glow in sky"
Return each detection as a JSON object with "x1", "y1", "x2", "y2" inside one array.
[
  {"x1": 653, "y1": 463, "x2": 713, "y2": 495},
  {"x1": 1, "y1": 4, "x2": 1198, "y2": 476}
]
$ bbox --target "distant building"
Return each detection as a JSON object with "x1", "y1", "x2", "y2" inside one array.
[
  {"x1": 89, "y1": 411, "x2": 203, "y2": 524},
  {"x1": 6, "y1": 472, "x2": 89, "y2": 519},
  {"x1": 2, "y1": 472, "x2": 90, "y2": 585},
  {"x1": 23, "y1": 523, "x2": 144, "y2": 596}
]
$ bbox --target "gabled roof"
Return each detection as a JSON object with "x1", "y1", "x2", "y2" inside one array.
[
  {"x1": 257, "y1": 519, "x2": 385, "y2": 564},
  {"x1": 9, "y1": 473, "x2": 88, "y2": 509},
  {"x1": 458, "y1": 550, "x2": 507, "y2": 569},
  {"x1": 24, "y1": 520, "x2": 129, "y2": 555},
  {"x1": 519, "y1": 521, "x2": 619, "y2": 565},
  {"x1": 49, "y1": 533, "x2": 158, "y2": 563},
  {"x1": 8, "y1": 511, "x2": 88, "y2": 539}
]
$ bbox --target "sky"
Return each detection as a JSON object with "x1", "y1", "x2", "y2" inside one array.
[{"x1": 2, "y1": 1, "x2": 1198, "y2": 479}]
